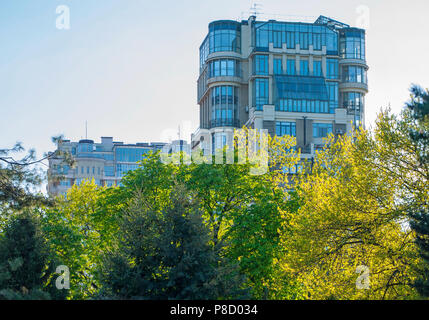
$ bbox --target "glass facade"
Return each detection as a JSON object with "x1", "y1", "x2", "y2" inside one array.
[
  {"x1": 273, "y1": 58, "x2": 283, "y2": 74},
  {"x1": 254, "y1": 21, "x2": 338, "y2": 54},
  {"x1": 340, "y1": 28, "x2": 366, "y2": 60},
  {"x1": 116, "y1": 164, "x2": 139, "y2": 177},
  {"x1": 115, "y1": 147, "x2": 150, "y2": 162},
  {"x1": 199, "y1": 21, "x2": 241, "y2": 68},
  {"x1": 287, "y1": 59, "x2": 296, "y2": 75},
  {"x1": 104, "y1": 166, "x2": 115, "y2": 177},
  {"x1": 313, "y1": 123, "x2": 333, "y2": 137},
  {"x1": 326, "y1": 59, "x2": 339, "y2": 79},
  {"x1": 209, "y1": 21, "x2": 241, "y2": 53},
  {"x1": 209, "y1": 59, "x2": 240, "y2": 77},
  {"x1": 276, "y1": 122, "x2": 296, "y2": 137},
  {"x1": 342, "y1": 66, "x2": 367, "y2": 83},
  {"x1": 253, "y1": 55, "x2": 269, "y2": 75},
  {"x1": 211, "y1": 85, "x2": 238, "y2": 127},
  {"x1": 254, "y1": 78, "x2": 269, "y2": 110},
  {"x1": 327, "y1": 82, "x2": 339, "y2": 113},
  {"x1": 274, "y1": 75, "x2": 330, "y2": 113},
  {"x1": 313, "y1": 60, "x2": 322, "y2": 76},
  {"x1": 300, "y1": 59, "x2": 309, "y2": 76}
]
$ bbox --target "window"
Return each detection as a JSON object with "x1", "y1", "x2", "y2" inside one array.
[
  {"x1": 104, "y1": 166, "x2": 114, "y2": 177},
  {"x1": 286, "y1": 31, "x2": 295, "y2": 49},
  {"x1": 276, "y1": 122, "x2": 296, "y2": 137},
  {"x1": 313, "y1": 60, "x2": 322, "y2": 76},
  {"x1": 115, "y1": 148, "x2": 150, "y2": 162},
  {"x1": 254, "y1": 79, "x2": 269, "y2": 111},
  {"x1": 340, "y1": 29, "x2": 365, "y2": 60},
  {"x1": 342, "y1": 66, "x2": 367, "y2": 83},
  {"x1": 273, "y1": 58, "x2": 283, "y2": 75},
  {"x1": 313, "y1": 33, "x2": 321, "y2": 50},
  {"x1": 300, "y1": 59, "x2": 309, "y2": 76},
  {"x1": 211, "y1": 85, "x2": 238, "y2": 127},
  {"x1": 209, "y1": 21, "x2": 241, "y2": 54},
  {"x1": 273, "y1": 30, "x2": 282, "y2": 48},
  {"x1": 287, "y1": 59, "x2": 296, "y2": 75},
  {"x1": 313, "y1": 123, "x2": 333, "y2": 138},
  {"x1": 343, "y1": 92, "x2": 364, "y2": 111},
  {"x1": 326, "y1": 59, "x2": 339, "y2": 79},
  {"x1": 327, "y1": 82, "x2": 338, "y2": 114},
  {"x1": 60, "y1": 179, "x2": 71, "y2": 187},
  {"x1": 299, "y1": 32, "x2": 309, "y2": 49},
  {"x1": 116, "y1": 164, "x2": 139, "y2": 177},
  {"x1": 209, "y1": 59, "x2": 240, "y2": 77},
  {"x1": 253, "y1": 55, "x2": 269, "y2": 75}
]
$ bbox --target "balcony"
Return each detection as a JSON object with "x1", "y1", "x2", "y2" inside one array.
[{"x1": 209, "y1": 119, "x2": 240, "y2": 129}]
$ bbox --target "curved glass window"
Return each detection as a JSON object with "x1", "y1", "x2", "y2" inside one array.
[
  {"x1": 343, "y1": 92, "x2": 364, "y2": 112},
  {"x1": 340, "y1": 29, "x2": 366, "y2": 60},
  {"x1": 77, "y1": 143, "x2": 93, "y2": 153},
  {"x1": 208, "y1": 59, "x2": 240, "y2": 77},
  {"x1": 210, "y1": 86, "x2": 238, "y2": 127},
  {"x1": 342, "y1": 66, "x2": 367, "y2": 83},
  {"x1": 209, "y1": 21, "x2": 241, "y2": 54},
  {"x1": 253, "y1": 55, "x2": 269, "y2": 75}
]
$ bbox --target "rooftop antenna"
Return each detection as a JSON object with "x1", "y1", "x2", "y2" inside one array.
[
  {"x1": 250, "y1": 2, "x2": 263, "y2": 18},
  {"x1": 85, "y1": 121, "x2": 88, "y2": 139}
]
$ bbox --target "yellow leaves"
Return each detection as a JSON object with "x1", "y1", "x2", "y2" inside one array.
[{"x1": 281, "y1": 127, "x2": 422, "y2": 300}]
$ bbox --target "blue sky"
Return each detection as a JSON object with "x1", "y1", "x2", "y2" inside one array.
[{"x1": 1, "y1": 0, "x2": 429, "y2": 160}]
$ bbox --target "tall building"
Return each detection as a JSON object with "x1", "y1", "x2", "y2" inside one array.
[
  {"x1": 192, "y1": 15, "x2": 368, "y2": 160},
  {"x1": 47, "y1": 137, "x2": 166, "y2": 196}
]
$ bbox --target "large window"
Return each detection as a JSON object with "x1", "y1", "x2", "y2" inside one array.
[
  {"x1": 209, "y1": 59, "x2": 240, "y2": 77},
  {"x1": 313, "y1": 123, "x2": 333, "y2": 138},
  {"x1": 273, "y1": 58, "x2": 283, "y2": 75},
  {"x1": 254, "y1": 79, "x2": 269, "y2": 111},
  {"x1": 276, "y1": 122, "x2": 296, "y2": 137},
  {"x1": 326, "y1": 59, "x2": 339, "y2": 79},
  {"x1": 278, "y1": 99, "x2": 329, "y2": 113},
  {"x1": 253, "y1": 21, "x2": 340, "y2": 53},
  {"x1": 300, "y1": 59, "x2": 309, "y2": 76},
  {"x1": 115, "y1": 148, "x2": 150, "y2": 163},
  {"x1": 209, "y1": 21, "x2": 241, "y2": 54},
  {"x1": 342, "y1": 66, "x2": 367, "y2": 83},
  {"x1": 340, "y1": 29, "x2": 365, "y2": 60},
  {"x1": 211, "y1": 85, "x2": 238, "y2": 127},
  {"x1": 313, "y1": 60, "x2": 322, "y2": 76},
  {"x1": 253, "y1": 55, "x2": 269, "y2": 75},
  {"x1": 343, "y1": 92, "x2": 364, "y2": 112},
  {"x1": 287, "y1": 59, "x2": 296, "y2": 75}
]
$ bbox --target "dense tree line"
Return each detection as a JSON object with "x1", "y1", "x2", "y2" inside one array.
[{"x1": 0, "y1": 85, "x2": 428, "y2": 300}]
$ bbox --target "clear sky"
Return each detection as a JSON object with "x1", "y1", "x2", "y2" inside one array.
[{"x1": 1, "y1": 0, "x2": 429, "y2": 159}]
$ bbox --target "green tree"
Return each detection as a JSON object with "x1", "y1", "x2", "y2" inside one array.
[
  {"x1": 42, "y1": 179, "x2": 121, "y2": 299},
  {"x1": 0, "y1": 213, "x2": 65, "y2": 300},
  {"x1": 405, "y1": 85, "x2": 429, "y2": 297},
  {"x1": 99, "y1": 185, "x2": 248, "y2": 299}
]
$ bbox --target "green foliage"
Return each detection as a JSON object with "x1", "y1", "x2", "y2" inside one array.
[
  {"x1": 405, "y1": 85, "x2": 429, "y2": 297},
  {"x1": 99, "y1": 185, "x2": 248, "y2": 299},
  {"x1": 0, "y1": 213, "x2": 65, "y2": 300},
  {"x1": 42, "y1": 179, "x2": 122, "y2": 299}
]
